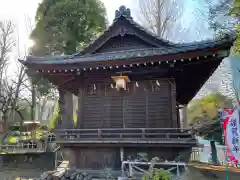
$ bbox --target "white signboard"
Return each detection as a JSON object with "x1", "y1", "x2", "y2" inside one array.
[{"x1": 226, "y1": 108, "x2": 240, "y2": 161}]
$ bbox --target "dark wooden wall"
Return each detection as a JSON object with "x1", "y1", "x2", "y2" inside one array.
[
  {"x1": 78, "y1": 79, "x2": 177, "y2": 129},
  {"x1": 73, "y1": 146, "x2": 191, "y2": 169},
  {"x1": 76, "y1": 147, "x2": 121, "y2": 169}
]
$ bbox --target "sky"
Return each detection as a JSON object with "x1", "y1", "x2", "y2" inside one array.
[
  {"x1": 0, "y1": 0, "x2": 135, "y2": 77},
  {"x1": 180, "y1": 0, "x2": 213, "y2": 40},
  {"x1": 0, "y1": 0, "x2": 212, "y2": 56},
  {"x1": 0, "y1": 0, "x2": 134, "y2": 58},
  {"x1": 0, "y1": 0, "x2": 213, "y2": 58},
  {"x1": 0, "y1": 0, "x2": 228, "y2": 98}
]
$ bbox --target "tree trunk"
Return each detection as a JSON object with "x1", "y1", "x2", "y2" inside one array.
[
  {"x1": 210, "y1": 140, "x2": 219, "y2": 165},
  {"x1": 31, "y1": 83, "x2": 36, "y2": 121},
  {"x1": 57, "y1": 90, "x2": 74, "y2": 129},
  {"x1": 57, "y1": 40, "x2": 76, "y2": 129},
  {"x1": 16, "y1": 110, "x2": 25, "y2": 133},
  {"x1": 63, "y1": 92, "x2": 74, "y2": 128},
  {"x1": 156, "y1": 0, "x2": 161, "y2": 36},
  {"x1": 2, "y1": 112, "x2": 8, "y2": 132},
  {"x1": 57, "y1": 88, "x2": 65, "y2": 129}
]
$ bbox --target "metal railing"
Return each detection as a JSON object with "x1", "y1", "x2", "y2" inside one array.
[
  {"x1": 54, "y1": 128, "x2": 196, "y2": 144},
  {"x1": 191, "y1": 147, "x2": 203, "y2": 161}
]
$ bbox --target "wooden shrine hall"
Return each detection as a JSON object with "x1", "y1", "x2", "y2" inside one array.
[{"x1": 21, "y1": 6, "x2": 234, "y2": 169}]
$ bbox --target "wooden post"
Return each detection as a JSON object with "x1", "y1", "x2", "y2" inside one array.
[
  {"x1": 179, "y1": 104, "x2": 188, "y2": 129},
  {"x1": 120, "y1": 147, "x2": 124, "y2": 162},
  {"x1": 58, "y1": 89, "x2": 74, "y2": 129},
  {"x1": 77, "y1": 87, "x2": 84, "y2": 129},
  {"x1": 67, "y1": 148, "x2": 77, "y2": 168},
  {"x1": 176, "y1": 104, "x2": 180, "y2": 128},
  {"x1": 31, "y1": 83, "x2": 36, "y2": 121},
  {"x1": 129, "y1": 163, "x2": 133, "y2": 177},
  {"x1": 182, "y1": 105, "x2": 188, "y2": 128},
  {"x1": 170, "y1": 80, "x2": 177, "y2": 128},
  {"x1": 62, "y1": 92, "x2": 74, "y2": 128},
  {"x1": 77, "y1": 74, "x2": 84, "y2": 129},
  {"x1": 55, "y1": 150, "x2": 58, "y2": 168}
]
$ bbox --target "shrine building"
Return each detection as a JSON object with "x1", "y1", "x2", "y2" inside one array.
[{"x1": 21, "y1": 6, "x2": 234, "y2": 169}]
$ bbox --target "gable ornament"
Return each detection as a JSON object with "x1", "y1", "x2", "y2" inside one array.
[{"x1": 113, "y1": 5, "x2": 132, "y2": 22}]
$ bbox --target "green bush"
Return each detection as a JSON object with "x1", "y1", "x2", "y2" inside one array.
[
  {"x1": 39, "y1": 125, "x2": 49, "y2": 131},
  {"x1": 11, "y1": 131, "x2": 21, "y2": 136},
  {"x1": 142, "y1": 168, "x2": 172, "y2": 180}
]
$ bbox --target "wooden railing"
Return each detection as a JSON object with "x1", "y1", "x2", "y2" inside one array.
[
  {"x1": 0, "y1": 143, "x2": 46, "y2": 153},
  {"x1": 54, "y1": 128, "x2": 196, "y2": 145}
]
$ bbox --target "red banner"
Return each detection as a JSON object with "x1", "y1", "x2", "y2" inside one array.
[{"x1": 222, "y1": 109, "x2": 238, "y2": 164}]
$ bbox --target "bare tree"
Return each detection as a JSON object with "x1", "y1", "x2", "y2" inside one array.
[
  {"x1": 0, "y1": 20, "x2": 16, "y2": 123},
  {"x1": 192, "y1": 1, "x2": 236, "y2": 101},
  {"x1": 136, "y1": 0, "x2": 182, "y2": 38},
  {"x1": 0, "y1": 16, "x2": 57, "y2": 131},
  {"x1": 0, "y1": 63, "x2": 30, "y2": 131},
  {"x1": 201, "y1": 0, "x2": 235, "y2": 37},
  {"x1": 0, "y1": 20, "x2": 15, "y2": 79},
  {"x1": 16, "y1": 15, "x2": 55, "y2": 122},
  {"x1": 0, "y1": 62, "x2": 56, "y2": 130}
]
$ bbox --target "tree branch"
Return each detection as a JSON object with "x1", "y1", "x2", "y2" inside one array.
[
  {"x1": 0, "y1": 20, "x2": 15, "y2": 77},
  {"x1": 136, "y1": 0, "x2": 183, "y2": 39}
]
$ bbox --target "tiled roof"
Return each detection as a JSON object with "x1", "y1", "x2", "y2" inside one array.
[
  {"x1": 24, "y1": 36, "x2": 233, "y2": 65},
  {"x1": 23, "y1": 5, "x2": 235, "y2": 65}
]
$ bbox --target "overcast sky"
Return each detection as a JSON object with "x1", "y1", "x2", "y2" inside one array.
[
  {"x1": 0, "y1": 0, "x2": 136, "y2": 78},
  {"x1": 0, "y1": 0, "x2": 134, "y2": 57},
  {"x1": 0, "y1": 0, "x2": 214, "y2": 57},
  {"x1": 0, "y1": 0, "x2": 230, "y2": 99}
]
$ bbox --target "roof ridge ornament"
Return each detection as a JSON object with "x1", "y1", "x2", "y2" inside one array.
[{"x1": 113, "y1": 5, "x2": 132, "y2": 22}]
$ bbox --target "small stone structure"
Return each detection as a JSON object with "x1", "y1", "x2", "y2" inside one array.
[
  {"x1": 0, "y1": 152, "x2": 55, "y2": 169},
  {"x1": 39, "y1": 170, "x2": 93, "y2": 180},
  {"x1": 37, "y1": 161, "x2": 93, "y2": 180}
]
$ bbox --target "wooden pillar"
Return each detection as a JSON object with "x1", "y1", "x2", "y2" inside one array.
[
  {"x1": 57, "y1": 89, "x2": 74, "y2": 129},
  {"x1": 170, "y1": 79, "x2": 177, "y2": 128},
  {"x1": 65, "y1": 148, "x2": 77, "y2": 168},
  {"x1": 31, "y1": 83, "x2": 36, "y2": 121},
  {"x1": 183, "y1": 105, "x2": 188, "y2": 128},
  {"x1": 62, "y1": 91, "x2": 74, "y2": 128},
  {"x1": 76, "y1": 73, "x2": 84, "y2": 129},
  {"x1": 145, "y1": 85, "x2": 149, "y2": 128},
  {"x1": 180, "y1": 104, "x2": 188, "y2": 128},
  {"x1": 77, "y1": 87, "x2": 84, "y2": 128},
  {"x1": 176, "y1": 105, "x2": 180, "y2": 128},
  {"x1": 120, "y1": 147, "x2": 124, "y2": 161}
]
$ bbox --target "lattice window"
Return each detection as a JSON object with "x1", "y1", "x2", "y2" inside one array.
[
  {"x1": 23, "y1": 141, "x2": 37, "y2": 148},
  {"x1": 47, "y1": 134, "x2": 56, "y2": 142}
]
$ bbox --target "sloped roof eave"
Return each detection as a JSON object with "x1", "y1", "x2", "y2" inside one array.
[{"x1": 23, "y1": 38, "x2": 233, "y2": 66}]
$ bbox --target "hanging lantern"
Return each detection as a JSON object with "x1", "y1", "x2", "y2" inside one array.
[{"x1": 111, "y1": 75, "x2": 130, "y2": 90}]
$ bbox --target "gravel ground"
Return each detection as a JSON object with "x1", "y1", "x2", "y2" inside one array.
[
  {"x1": 0, "y1": 168, "x2": 48, "y2": 180},
  {"x1": 0, "y1": 166, "x2": 238, "y2": 180}
]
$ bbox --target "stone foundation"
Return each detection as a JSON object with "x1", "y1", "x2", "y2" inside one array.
[
  {"x1": 0, "y1": 152, "x2": 56, "y2": 170},
  {"x1": 63, "y1": 146, "x2": 192, "y2": 170},
  {"x1": 39, "y1": 170, "x2": 92, "y2": 180}
]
